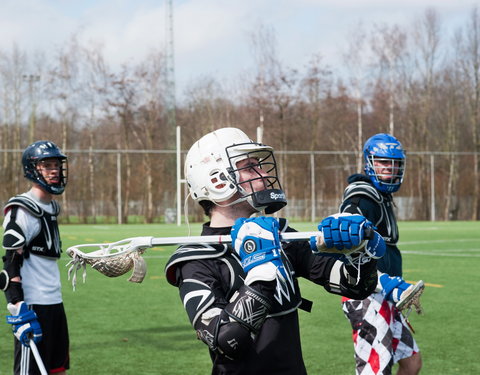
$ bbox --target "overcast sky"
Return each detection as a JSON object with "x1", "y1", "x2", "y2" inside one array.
[{"x1": 0, "y1": 0, "x2": 477, "y2": 96}]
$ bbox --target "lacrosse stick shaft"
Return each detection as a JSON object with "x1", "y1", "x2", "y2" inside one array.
[
  {"x1": 148, "y1": 229, "x2": 371, "y2": 254},
  {"x1": 29, "y1": 339, "x2": 48, "y2": 375},
  {"x1": 150, "y1": 231, "x2": 325, "y2": 248}
]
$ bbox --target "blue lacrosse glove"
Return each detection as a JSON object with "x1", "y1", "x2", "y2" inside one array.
[
  {"x1": 318, "y1": 213, "x2": 373, "y2": 250},
  {"x1": 345, "y1": 229, "x2": 386, "y2": 268},
  {"x1": 6, "y1": 302, "x2": 42, "y2": 347},
  {"x1": 231, "y1": 216, "x2": 287, "y2": 282},
  {"x1": 364, "y1": 230, "x2": 386, "y2": 259}
]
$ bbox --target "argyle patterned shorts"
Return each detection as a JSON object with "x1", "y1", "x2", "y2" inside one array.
[{"x1": 342, "y1": 292, "x2": 419, "y2": 375}]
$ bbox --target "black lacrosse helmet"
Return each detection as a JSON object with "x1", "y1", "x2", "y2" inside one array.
[{"x1": 22, "y1": 140, "x2": 68, "y2": 195}]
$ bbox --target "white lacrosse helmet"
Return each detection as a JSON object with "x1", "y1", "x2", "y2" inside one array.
[{"x1": 185, "y1": 127, "x2": 287, "y2": 214}]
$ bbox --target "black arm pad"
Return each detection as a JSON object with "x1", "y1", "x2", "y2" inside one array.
[
  {"x1": 196, "y1": 309, "x2": 253, "y2": 360},
  {"x1": 216, "y1": 315, "x2": 252, "y2": 359},
  {"x1": 0, "y1": 270, "x2": 9, "y2": 291},
  {"x1": 5, "y1": 281, "x2": 24, "y2": 304},
  {"x1": 3, "y1": 250, "x2": 23, "y2": 279},
  {"x1": 2, "y1": 250, "x2": 24, "y2": 303},
  {"x1": 195, "y1": 283, "x2": 274, "y2": 360},
  {"x1": 224, "y1": 284, "x2": 272, "y2": 333}
]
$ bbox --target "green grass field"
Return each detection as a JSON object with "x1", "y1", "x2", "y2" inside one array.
[{"x1": 0, "y1": 221, "x2": 478, "y2": 374}]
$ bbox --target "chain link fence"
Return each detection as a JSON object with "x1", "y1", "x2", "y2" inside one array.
[{"x1": 0, "y1": 148, "x2": 477, "y2": 223}]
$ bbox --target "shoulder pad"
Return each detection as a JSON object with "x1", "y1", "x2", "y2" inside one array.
[
  {"x1": 165, "y1": 244, "x2": 228, "y2": 286},
  {"x1": 343, "y1": 181, "x2": 383, "y2": 204},
  {"x1": 180, "y1": 279, "x2": 216, "y2": 326},
  {"x1": 4, "y1": 195, "x2": 43, "y2": 217},
  {"x1": 51, "y1": 200, "x2": 61, "y2": 215}
]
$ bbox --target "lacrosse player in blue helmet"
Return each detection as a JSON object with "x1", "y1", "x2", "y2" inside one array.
[
  {"x1": 340, "y1": 133, "x2": 424, "y2": 375},
  {"x1": 165, "y1": 127, "x2": 386, "y2": 374},
  {"x1": 2, "y1": 141, "x2": 70, "y2": 374}
]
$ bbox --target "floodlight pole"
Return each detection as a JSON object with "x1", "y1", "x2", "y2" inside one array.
[{"x1": 177, "y1": 126, "x2": 184, "y2": 226}]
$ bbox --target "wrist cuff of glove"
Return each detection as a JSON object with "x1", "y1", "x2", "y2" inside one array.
[
  {"x1": 245, "y1": 262, "x2": 278, "y2": 285},
  {"x1": 364, "y1": 232, "x2": 386, "y2": 259}
]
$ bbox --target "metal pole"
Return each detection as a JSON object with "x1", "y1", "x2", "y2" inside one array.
[
  {"x1": 176, "y1": 126, "x2": 182, "y2": 226},
  {"x1": 117, "y1": 153, "x2": 122, "y2": 224},
  {"x1": 310, "y1": 153, "x2": 315, "y2": 222},
  {"x1": 430, "y1": 154, "x2": 435, "y2": 221},
  {"x1": 257, "y1": 126, "x2": 263, "y2": 143}
]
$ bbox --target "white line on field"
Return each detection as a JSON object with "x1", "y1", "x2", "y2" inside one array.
[
  {"x1": 413, "y1": 248, "x2": 479, "y2": 253},
  {"x1": 402, "y1": 250, "x2": 480, "y2": 257},
  {"x1": 400, "y1": 239, "x2": 479, "y2": 245}
]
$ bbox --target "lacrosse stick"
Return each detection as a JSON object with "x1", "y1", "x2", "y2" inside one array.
[
  {"x1": 30, "y1": 339, "x2": 48, "y2": 375},
  {"x1": 66, "y1": 231, "x2": 370, "y2": 289}
]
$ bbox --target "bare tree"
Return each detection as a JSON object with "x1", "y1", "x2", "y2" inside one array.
[
  {"x1": 343, "y1": 22, "x2": 371, "y2": 170},
  {"x1": 81, "y1": 42, "x2": 112, "y2": 223},
  {"x1": 370, "y1": 23, "x2": 408, "y2": 135},
  {"x1": 452, "y1": 7, "x2": 480, "y2": 220},
  {"x1": 0, "y1": 44, "x2": 29, "y2": 197},
  {"x1": 247, "y1": 24, "x2": 299, "y2": 196}
]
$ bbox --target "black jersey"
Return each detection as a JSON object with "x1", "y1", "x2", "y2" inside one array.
[
  {"x1": 340, "y1": 174, "x2": 402, "y2": 276},
  {"x1": 165, "y1": 220, "x2": 378, "y2": 375}
]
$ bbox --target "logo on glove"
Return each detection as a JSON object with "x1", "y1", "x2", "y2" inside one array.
[{"x1": 243, "y1": 239, "x2": 257, "y2": 254}]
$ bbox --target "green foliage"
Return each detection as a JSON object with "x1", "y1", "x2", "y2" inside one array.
[{"x1": 0, "y1": 222, "x2": 478, "y2": 374}]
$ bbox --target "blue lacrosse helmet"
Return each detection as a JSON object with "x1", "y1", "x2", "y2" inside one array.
[
  {"x1": 22, "y1": 140, "x2": 68, "y2": 195},
  {"x1": 363, "y1": 133, "x2": 405, "y2": 193}
]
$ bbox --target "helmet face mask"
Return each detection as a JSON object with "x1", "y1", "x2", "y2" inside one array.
[
  {"x1": 226, "y1": 145, "x2": 286, "y2": 214},
  {"x1": 185, "y1": 127, "x2": 286, "y2": 214},
  {"x1": 363, "y1": 133, "x2": 405, "y2": 193},
  {"x1": 22, "y1": 141, "x2": 68, "y2": 195}
]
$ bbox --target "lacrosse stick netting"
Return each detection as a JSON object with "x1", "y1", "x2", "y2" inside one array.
[{"x1": 66, "y1": 236, "x2": 154, "y2": 290}]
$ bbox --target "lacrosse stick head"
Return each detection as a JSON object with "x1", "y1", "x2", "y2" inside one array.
[
  {"x1": 396, "y1": 280, "x2": 425, "y2": 316},
  {"x1": 66, "y1": 237, "x2": 153, "y2": 289}
]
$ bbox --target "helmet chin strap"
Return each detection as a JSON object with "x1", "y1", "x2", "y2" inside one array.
[
  {"x1": 213, "y1": 186, "x2": 263, "y2": 213},
  {"x1": 214, "y1": 195, "x2": 251, "y2": 209}
]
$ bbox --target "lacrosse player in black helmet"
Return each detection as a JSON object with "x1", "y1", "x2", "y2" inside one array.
[
  {"x1": 2, "y1": 141, "x2": 70, "y2": 374},
  {"x1": 340, "y1": 133, "x2": 424, "y2": 375},
  {"x1": 165, "y1": 127, "x2": 386, "y2": 374}
]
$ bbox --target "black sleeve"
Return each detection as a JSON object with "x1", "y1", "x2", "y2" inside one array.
[{"x1": 2, "y1": 206, "x2": 26, "y2": 304}]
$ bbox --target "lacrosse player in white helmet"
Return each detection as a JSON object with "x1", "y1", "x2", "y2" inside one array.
[
  {"x1": 2, "y1": 141, "x2": 70, "y2": 375},
  {"x1": 165, "y1": 127, "x2": 386, "y2": 374},
  {"x1": 340, "y1": 133, "x2": 424, "y2": 375}
]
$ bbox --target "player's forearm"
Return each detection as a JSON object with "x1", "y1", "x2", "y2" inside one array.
[
  {"x1": 343, "y1": 259, "x2": 378, "y2": 299},
  {"x1": 324, "y1": 259, "x2": 378, "y2": 299},
  {"x1": 195, "y1": 281, "x2": 274, "y2": 360},
  {"x1": 2, "y1": 249, "x2": 24, "y2": 304}
]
